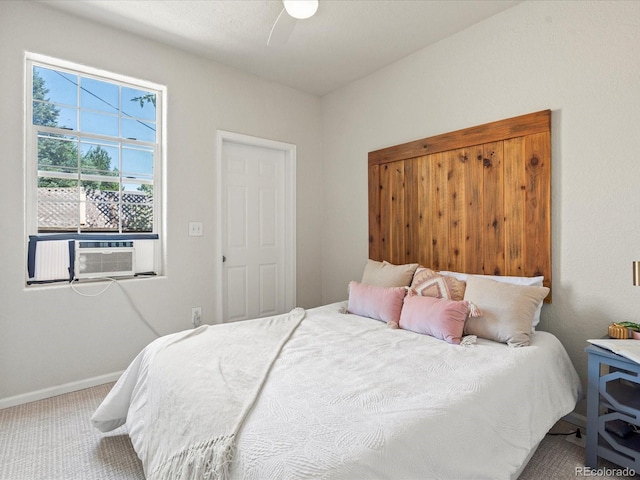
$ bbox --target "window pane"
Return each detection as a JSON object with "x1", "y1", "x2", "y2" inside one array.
[
  {"x1": 122, "y1": 205, "x2": 153, "y2": 232},
  {"x1": 33, "y1": 102, "x2": 77, "y2": 130},
  {"x1": 80, "y1": 141, "x2": 119, "y2": 176},
  {"x1": 80, "y1": 77, "x2": 119, "y2": 114},
  {"x1": 82, "y1": 186, "x2": 120, "y2": 232},
  {"x1": 38, "y1": 134, "x2": 78, "y2": 175},
  {"x1": 37, "y1": 183, "x2": 79, "y2": 232},
  {"x1": 33, "y1": 66, "x2": 77, "y2": 107},
  {"x1": 122, "y1": 182, "x2": 151, "y2": 194},
  {"x1": 80, "y1": 110, "x2": 118, "y2": 137},
  {"x1": 122, "y1": 87, "x2": 156, "y2": 121},
  {"x1": 122, "y1": 117, "x2": 156, "y2": 142},
  {"x1": 122, "y1": 185, "x2": 153, "y2": 232},
  {"x1": 122, "y1": 144, "x2": 153, "y2": 180},
  {"x1": 79, "y1": 177, "x2": 122, "y2": 190},
  {"x1": 54, "y1": 106, "x2": 78, "y2": 130}
]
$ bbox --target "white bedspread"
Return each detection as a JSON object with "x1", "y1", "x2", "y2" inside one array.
[
  {"x1": 93, "y1": 302, "x2": 581, "y2": 480},
  {"x1": 92, "y1": 308, "x2": 305, "y2": 479}
]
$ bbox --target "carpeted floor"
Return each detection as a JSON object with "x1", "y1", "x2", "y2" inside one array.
[
  {"x1": 0, "y1": 383, "x2": 637, "y2": 479},
  {"x1": 0, "y1": 384, "x2": 143, "y2": 480},
  {"x1": 519, "y1": 420, "x2": 638, "y2": 480}
]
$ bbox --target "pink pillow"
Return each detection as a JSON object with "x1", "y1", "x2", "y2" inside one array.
[
  {"x1": 399, "y1": 292, "x2": 470, "y2": 344},
  {"x1": 347, "y1": 281, "x2": 406, "y2": 324}
]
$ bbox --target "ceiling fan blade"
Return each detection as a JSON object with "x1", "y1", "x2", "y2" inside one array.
[{"x1": 267, "y1": 7, "x2": 297, "y2": 46}]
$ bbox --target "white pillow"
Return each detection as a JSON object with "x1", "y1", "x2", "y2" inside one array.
[{"x1": 438, "y1": 271, "x2": 545, "y2": 330}]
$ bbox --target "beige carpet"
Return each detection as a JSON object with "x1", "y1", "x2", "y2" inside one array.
[
  {"x1": 519, "y1": 421, "x2": 638, "y2": 480},
  {"x1": 0, "y1": 383, "x2": 637, "y2": 479},
  {"x1": 0, "y1": 384, "x2": 143, "y2": 480}
]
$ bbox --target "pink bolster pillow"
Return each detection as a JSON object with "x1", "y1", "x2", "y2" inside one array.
[
  {"x1": 347, "y1": 281, "x2": 406, "y2": 324},
  {"x1": 399, "y1": 292, "x2": 470, "y2": 344}
]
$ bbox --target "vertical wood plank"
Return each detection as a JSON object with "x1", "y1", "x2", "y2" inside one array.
[
  {"x1": 404, "y1": 160, "x2": 419, "y2": 263},
  {"x1": 524, "y1": 132, "x2": 552, "y2": 297},
  {"x1": 447, "y1": 148, "x2": 467, "y2": 272},
  {"x1": 417, "y1": 155, "x2": 432, "y2": 268},
  {"x1": 464, "y1": 145, "x2": 485, "y2": 274},
  {"x1": 482, "y1": 141, "x2": 504, "y2": 276},
  {"x1": 380, "y1": 160, "x2": 406, "y2": 265},
  {"x1": 379, "y1": 163, "x2": 391, "y2": 262},
  {"x1": 503, "y1": 137, "x2": 525, "y2": 277},
  {"x1": 368, "y1": 164, "x2": 381, "y2": 261},
  {"x1": 392, "y1": 161, "x2": 406, "y2": 265},
  {"x1": 430, "y1": 152, "x2": 448, "y2": 271}
]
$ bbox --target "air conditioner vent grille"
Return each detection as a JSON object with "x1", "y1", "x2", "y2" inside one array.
[
  {"x1": 78, "y1": 241, "x2": 133, "y2": 249},
  {"x1": 78, "y1": 251, "x2": 133, "y2": 275},
  {"x1": 75, "y1": 242, "x2": 135, "y2": 279}
]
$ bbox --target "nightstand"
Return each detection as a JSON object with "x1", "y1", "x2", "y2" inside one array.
[{"x1": 585, "y1": 344, "x2": 640, "y2": 471}]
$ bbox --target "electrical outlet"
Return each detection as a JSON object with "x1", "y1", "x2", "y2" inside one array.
[
  {"x1": 566, "y1": 431, "x2": 586, "y2": 448},
  {"x1": 192, "y1": 306, "x2": 202, "y2": 327}
]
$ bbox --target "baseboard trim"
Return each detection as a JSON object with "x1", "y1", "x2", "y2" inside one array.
[
  {"x1": 562, "y1": 411, "x2": 587, "y2": 429},
  {"x1": 0, "y1": 371, "x2": 123, "y2": 410}
]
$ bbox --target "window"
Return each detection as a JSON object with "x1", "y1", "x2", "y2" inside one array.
[{"x1": 25, "y1": 53, "x2": 164, "y2": 282}]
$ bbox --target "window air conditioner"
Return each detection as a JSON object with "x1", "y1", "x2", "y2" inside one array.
[{"x1": 74, "y1": 241, "x2": 135, "y2": 279}]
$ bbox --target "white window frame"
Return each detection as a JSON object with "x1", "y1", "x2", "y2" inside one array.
[{"x1": 25, "y1": 52, "x2": 166, "y2": 281}]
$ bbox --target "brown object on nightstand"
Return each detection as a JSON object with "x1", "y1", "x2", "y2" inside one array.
[{"x1": 608, "y1": 324, "x2": 631, "y2": 339}]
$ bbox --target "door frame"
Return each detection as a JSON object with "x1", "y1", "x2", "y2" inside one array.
[{"x1": 215, "y1": 130, "x2": 296, "y2": 323}]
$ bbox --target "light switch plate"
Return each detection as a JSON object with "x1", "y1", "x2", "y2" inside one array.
[{"x1": 188, "y1": 222, "x2": 203, "y2": 236}]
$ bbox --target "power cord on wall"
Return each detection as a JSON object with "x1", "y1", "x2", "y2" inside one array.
[
  {"x1": 70, "y1": 278, "x2": 161, "y2": 338},
  {"x1": 69, "y1": 278, "x2": 116, "y2": 297}
]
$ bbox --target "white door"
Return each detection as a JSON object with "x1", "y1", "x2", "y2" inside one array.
[{"x1": 217, "y1": 132, "x2": 296, "y2": 322}]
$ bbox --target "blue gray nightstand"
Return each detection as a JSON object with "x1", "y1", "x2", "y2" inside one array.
[{"x1": 585, "y1": 344, "x2": 640, "y2": 470}]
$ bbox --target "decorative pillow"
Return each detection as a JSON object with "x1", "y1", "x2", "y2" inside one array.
[
  {"x1": 439, "y1": 271, "x2": 545, "y2": 287},
  {"x1": 411, "y1": 267, "x2": 466, "y2": 301},
  {"x1": 347, "y1": 281, "x2": 406, "y2": 324},
  {"x1": 439, "y1": 271, "x2": 545, "y2": 330},
  {"x1": 462, "y1": 275, "x2": 550, "y2": 347},
  {"x1": 399, "y1": 291, "x2": 469, "y2": 344},
  {"x1": 360, "y1": 259, "x2": 418, "y2": 288}
]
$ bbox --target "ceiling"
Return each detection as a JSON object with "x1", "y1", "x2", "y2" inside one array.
[{"x1": 41, "y1": 0, "x2": 522, "y2": 96}]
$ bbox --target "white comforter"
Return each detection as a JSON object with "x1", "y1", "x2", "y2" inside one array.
[{"x1": 93, "y1": 302, "x2": 581, "y2": 480}]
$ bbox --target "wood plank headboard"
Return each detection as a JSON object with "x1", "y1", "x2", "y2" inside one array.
[{"x1": 368, "y1": 110, "x2": 552, "y2": 301}]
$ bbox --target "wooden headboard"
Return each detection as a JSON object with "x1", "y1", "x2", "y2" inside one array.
[{"x1": 368, "y1": 110, "x2": 552, "y2": 301}]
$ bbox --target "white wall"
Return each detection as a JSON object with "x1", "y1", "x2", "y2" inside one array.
[
  {"x1": 3, "y1": 0, "x2": 639, "y2": 415},
  {"x1": 0, "y1": 1, "x2": 323, "y2": 403},
  {"x1": 321, "y1": 0, "x2": 640, "y2": 413}
]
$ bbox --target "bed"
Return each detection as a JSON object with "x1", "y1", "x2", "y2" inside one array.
[
  {"x1": 93, "y1": 301, "x2": 580, "y2": 480},
  {"x1": 92, "y1": 111, "x2": 582, "y2": 479}
]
